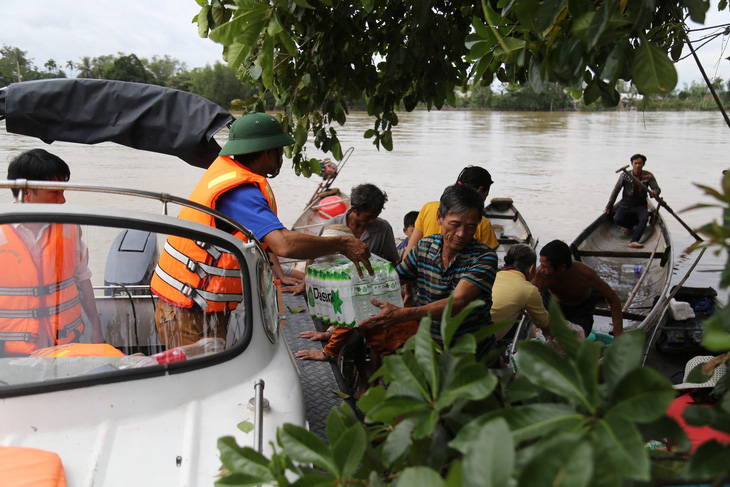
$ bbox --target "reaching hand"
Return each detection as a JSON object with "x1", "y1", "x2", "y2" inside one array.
[
  {"x1": 357, "y1": 298, "x2": 401, "y2": 330},
  {"x1": 341, "y1": 236, "x2": 373, "y2": 278},
  {"x1": 294, "y1": 349, "x2": 328, "y2": 361},
  {"x1": 282, "y1": 282, "x2": 306, "y2": 295},
  {"x1": 299, "y1": 330, "x2": 332, "y2": 341}
]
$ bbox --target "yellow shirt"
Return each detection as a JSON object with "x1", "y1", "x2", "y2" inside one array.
[
  {"x1": 491, "y1": 269, "x2": 549, "y2": 329},
  {"x1": 415, "y1": 200, "x2": 499, "y2": 249}
]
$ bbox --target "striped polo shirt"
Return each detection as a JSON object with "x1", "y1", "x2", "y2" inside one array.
[{"x1": 396, "y1": 234, "x2": 498, "y2": 356}]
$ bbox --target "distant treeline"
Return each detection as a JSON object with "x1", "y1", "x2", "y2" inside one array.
[{"x1": 2, "y1": 45, "x2": 728, "y2": 112}]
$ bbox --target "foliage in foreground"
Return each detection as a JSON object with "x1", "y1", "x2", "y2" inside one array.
[{"x1": 216, "y1": 298, "x2": 730, "y2": 486}]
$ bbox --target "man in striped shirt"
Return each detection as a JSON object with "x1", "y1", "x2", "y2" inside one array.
[{"x1": 358, "y1": 183, "x2": 498, "y2": 358}]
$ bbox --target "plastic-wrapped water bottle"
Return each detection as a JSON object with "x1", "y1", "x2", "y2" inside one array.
[
  {"x1": 352, "y1": 269, "x2": 373, "y2": 324},
  {"x1": 371, "y1": 261, "x2": 388, "y2": 310},
  {"x1": 385, "y1": 262, "x2": 403, "y2": 307}
]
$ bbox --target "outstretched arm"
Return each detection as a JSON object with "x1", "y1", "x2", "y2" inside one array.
[
  {"x1": 263, "y1": 228, "x2": 373, "y2": 277},
  {"x1": 358, "y1": 279, "x2": 484, "y2": 330}
]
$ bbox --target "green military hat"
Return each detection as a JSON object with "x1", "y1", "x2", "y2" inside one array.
[{"x1": 220, "y1": 112, "x2": 295, "y2": 156}]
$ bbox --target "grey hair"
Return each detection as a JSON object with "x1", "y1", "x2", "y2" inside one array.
[{"x1": 438, "y1": 183, "x2": 483, "y2": 218}]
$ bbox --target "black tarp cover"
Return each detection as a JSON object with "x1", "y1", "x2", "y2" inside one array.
[{"x1": 0, "y1": 78, "x2": 234, "y2": 169}]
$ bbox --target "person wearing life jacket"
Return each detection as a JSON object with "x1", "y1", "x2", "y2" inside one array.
[
  {"x1": 151, "y1": 112, "x2": 373, "y2": 348},
  {"x1": 0, "y1": 149, "x2": 105, "y2": 356}
]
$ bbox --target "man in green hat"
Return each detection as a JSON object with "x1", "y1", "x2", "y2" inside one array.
[{"x1": 151, "y1": 112, "x2": 372, "y2": 348}]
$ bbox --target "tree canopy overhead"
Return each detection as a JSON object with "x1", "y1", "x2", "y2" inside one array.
[{"x1": 194, "y1": 0, "x2": 728, "y2": 168}]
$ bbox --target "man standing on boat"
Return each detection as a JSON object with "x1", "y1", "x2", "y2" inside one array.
[
  {"x1": 604, "y1": 154, "x2": 661, "y2": 249},
  {"x1": 532, "y1": 240, "x2": 623, "y2": 337},
  {"x1": 1, "y1": 149, "x2": 105, "y2": 355},
  {"x1": 358, "y1": 183, "x2": 498, "y2": 359},
  {"x1": 151, "y1": 112, "x2": 372, "y2": 348}
]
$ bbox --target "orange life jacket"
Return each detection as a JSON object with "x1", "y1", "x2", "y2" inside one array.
[
  {"x1": 0, "y1": 224, "x2": 84, "y2": 356},
  {"x1": 150, "y1": 156, "x2": 277, "y2": 312},
  {"x1": 0, "y1": 446, "x2": 67, "y2": 487},
  {"x1": 30, "y1": 343, "x2": 125, "y2": 358}
]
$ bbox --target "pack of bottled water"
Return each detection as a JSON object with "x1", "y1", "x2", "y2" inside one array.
[{"x1": 305, "y1": 253, "x2": 403, "y2": 328}]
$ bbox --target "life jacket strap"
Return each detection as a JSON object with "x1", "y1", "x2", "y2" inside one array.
[
  {"x1": 0, "y1": 331, "x2": 40, "y2": 343},
  {"x1": 163, "y1": 242, "x2": 241, "y2": 279},
  {"x1": 0, "y1": 296, "x2": 81, "y2": 319},
  {"x1": 153, "y1": 265, "x2": 242, "y2": 311},
  {"x1": 56, "y1": 316, "x2": 84, "y2": 340},
  {"x1": 0, "y1": 276, "x2": 77, "y2": 297},
  {"x1": 196, "y1": 240, "x2": 223, "y2": 261}
]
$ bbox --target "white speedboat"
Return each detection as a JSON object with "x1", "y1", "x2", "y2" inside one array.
[{"x1": 0, "y1": 79, "x2": 305, "y2": 485}]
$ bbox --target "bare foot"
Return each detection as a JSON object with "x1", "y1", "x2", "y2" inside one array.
[{"x1": 628, "y1": 241, "x2": 644, "y2": 248}]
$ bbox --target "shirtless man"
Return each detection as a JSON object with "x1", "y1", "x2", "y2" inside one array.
[{"x1": 531, "y1": 240, "x2": 623, "y2": 336}]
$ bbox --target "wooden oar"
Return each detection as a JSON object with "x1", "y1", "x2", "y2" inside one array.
[{"x1": 615, "y1": 165, "x2": 702, "y2": 241}]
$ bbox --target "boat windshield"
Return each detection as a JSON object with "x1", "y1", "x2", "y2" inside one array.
[{"x1": 0, "y1": 218, "x2": 257, "y2": 391}]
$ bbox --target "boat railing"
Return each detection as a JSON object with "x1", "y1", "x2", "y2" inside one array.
[{"x1": 0, "y1": 179, "x2": 269, "y2": 261}]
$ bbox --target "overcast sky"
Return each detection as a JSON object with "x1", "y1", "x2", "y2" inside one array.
[{"x1": 1, "y1": 0, "x2": 728, "y2": 89}]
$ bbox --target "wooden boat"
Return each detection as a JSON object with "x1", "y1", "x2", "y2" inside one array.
[
  {"x1": 643, "y1": 286, "x2": 723, "y2": 385},
  {"x1": 570, "y1": 204, "x2": 673, "y2": 333},
  {"x1": 485, "y1": 197, "x2": 537, "y2": 261},
  {"x1": 0, "y1": 79, "x2": 305, "y2": 485},
  {"x1": 291, "y1": 147, "x2": 353, "y2": 236}
]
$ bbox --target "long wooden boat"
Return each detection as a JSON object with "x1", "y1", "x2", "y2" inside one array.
[
  {"x1": 643, "y1": 286, "x2": 723, "y2": 385},
  {"x1": 570, "y1": 204, "x2": 673, "y2": 333},
  {"x1": 485, "y1": 197, "x2": 537, "y2": 261}
]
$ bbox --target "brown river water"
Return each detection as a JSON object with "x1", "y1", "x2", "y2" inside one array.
[{"x1": 1, "y1": 110, "x2": 728, "y2": 300}]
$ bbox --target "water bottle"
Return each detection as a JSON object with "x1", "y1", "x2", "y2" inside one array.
[
  {"x1": 352, "y1": 268, "x2": 373, "y2": 324},
  {"x1": 385, "y1": 262, "x2": 403, "y2": 307},
  {"x1": 621, "y1": 264, "x2": 644, "y2": 275},
  {"x1": 305, "y1": 266, "x2": 317, "y2": 318},
  {"x1": 371, "y1": 261, "x2": 388, "y2": 311}
]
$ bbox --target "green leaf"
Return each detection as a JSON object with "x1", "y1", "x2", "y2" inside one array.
[
  {"x1": 517, "y1": 433, "x2": 593, "y2": 487},
  {"x1": 414, "y1": 319, "x2": 439, "y2": 398},
  {"x1": 575, "y1": 340, "x2": 600, "y2": 407},
  {"x1": 600, "y1": 42, "x2": 627, "y2": 82},
  {"x1": 397, "y1": 467, "x2": 444, "y2": 486},
  {"x1": 357, "y1": 385, "x2": 386, "y2": 413},
  {"x1": 702, "y1": 316, "x2": 730, "y2": 351},
  {"x1": 382, "y1": 418, "x2": 416, "y2": 465},
  {"x1": 384, "y1": 353, "x2": 430, "y2": 400},
  {"x1": 603, "y1": 329, "x2": 645, "y2": 392},
  {"x1": 325, "y1": 406, "x2": 347, "y2": 443},
  {"x1": 591, "y1": 415, "x2": 650, "y2": 480},
  {"x1": 436, "y1": 363, "x2": 497, "y2": 409},
  {"x1": 412, "y1": 410, "x2": 440, "y2": 439},
  {"x1": 217, "y1": 437, "x2": 275, "y2": 483},
  {"x1": 380, "y1": 130, "x2": 393, "y2": 151},
  {"x1": 360, "y1": 0, "x2": 375, "y2": 13},
  {"x1": 441, "y1": 297, "x2": 485, "y2": 349},
  {"x1": 237, "y1": 420, "x2": 254, "y2": 433},
  {"x1": 365, "y1": 396, "x2": 431, "y2": 425},
  {"x1": 607, "y1": 367, "x2": 674, "y2": 423},
  {"x1": 687, "y1": 441, "x2": 730, "y2": 478},
  {"x1": 209, "y1": 4, "x2": 268, "y2": 45},
  {"x1": 586, "y1": 1, "x2": 610, "y2": 49},
  {"x1": 278, "y1": 30, "x2": 297, "y2": 56},
  {"x1": 294, "y1": 123, "x2": 308, "y2": 147},
  {"x1": 631, "y1": 40, "x2": 678, "y2": 94},
  {"x1": 683, "y1": 0, "x2": 710, "y2": 24},
  {"x1": 684, "y1": 404, "x2": 730, "y2": 434},
  {"x1": 536, "y1": 0, "x2": 567, "y2": 32},
  {"x1": 261, "y1": 34, "x2": 274, "y2": 89},
  {"x1": 332, "y1": 424, "x2": 367, "y2": 478},
  {"x1": 494, "y1": 404, "x2": 587, "y2": 443},
  {"x1": 197, "y1": 5, "x2": 211, "y2": 38},
  {"x1": 460, "y1": 419, "x2": 514, "y2": 487},
  {"x1": 546, "y1": 299, "x2": 580, "y2": 358},
  {"x1": 516, "y1": 340, "x2": 593, "y2": 411},
  {"x1": 276, "y1": 424, "x2": 338, "y2": 474},
  {"x1": 266, "y1": 16, "x2": 282, "y2": 36}
]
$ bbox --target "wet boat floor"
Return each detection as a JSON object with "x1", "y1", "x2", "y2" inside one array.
[{"x1": 280, "y1": 293, "x2": 357, "y2": 442}]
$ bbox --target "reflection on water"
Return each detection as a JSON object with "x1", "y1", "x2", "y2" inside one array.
[{"x1": 2, "y1": 111, "x2": 728, "y2": 299}]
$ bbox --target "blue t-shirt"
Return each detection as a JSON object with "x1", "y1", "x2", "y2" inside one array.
[{"x1": 216, "y1": 184, "x2": 285, "y2": 241}]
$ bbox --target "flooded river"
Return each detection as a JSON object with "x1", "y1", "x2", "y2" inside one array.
[{"x1": 1, "y1": 110, "x2": 728, "y2": 298}]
